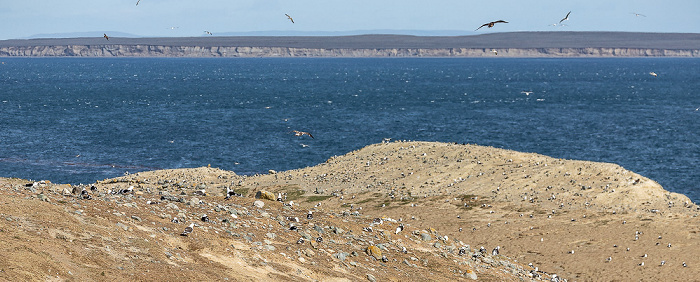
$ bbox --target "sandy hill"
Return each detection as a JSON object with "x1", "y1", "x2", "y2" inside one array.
[{"x1": 1, "y1": 141, "x2": 698, "y2": 281}]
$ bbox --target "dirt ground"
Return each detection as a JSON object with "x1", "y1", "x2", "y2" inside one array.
[{"x1": 1, "y1": 141, "x2": 698, "y2": 281}]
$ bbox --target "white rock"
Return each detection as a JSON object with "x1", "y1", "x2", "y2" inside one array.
[{"x1": 253, "y1": 200, "x2": 265, "y2": 208}]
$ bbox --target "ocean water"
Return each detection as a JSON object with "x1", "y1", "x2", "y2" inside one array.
[{"x1": 1, "y1": 57, "x2": 698, "y2": 202}]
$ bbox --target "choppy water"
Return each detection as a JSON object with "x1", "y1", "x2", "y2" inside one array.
[{"x1": 1, "y1": 57, "x2": 698, "y2": 202}]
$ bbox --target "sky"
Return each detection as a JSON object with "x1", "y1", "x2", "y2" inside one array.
[{"x1": 1, "y1": 0, "x2": 699, "y2": 40}]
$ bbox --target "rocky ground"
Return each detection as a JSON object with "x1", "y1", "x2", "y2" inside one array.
[{"x1": 1, "y1": 141, "x2": 698, "y2": 281}]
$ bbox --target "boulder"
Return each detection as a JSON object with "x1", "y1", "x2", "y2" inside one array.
[
  {"x1": 255, "y1": 191, "x2": 276, "y2": 201},
  {"x1": 366, "y1": 245, "x2": 382, "y2": 259}
]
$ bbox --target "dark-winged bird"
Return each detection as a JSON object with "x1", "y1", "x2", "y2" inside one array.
[
  {"x1": 559, "y1": 11, "x2": 571, "y2": 24},
  {"x1": 103, "y1": 33, "x2": 109, "y2": 40},
  {"x1": 285, "y1": 14, "x2": 294, "y2": 23},
  {"x1": 475, "y1": 20, "x2": 508, "y2": 31}
]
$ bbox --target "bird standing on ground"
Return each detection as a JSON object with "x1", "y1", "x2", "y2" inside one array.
[
  {"x1": 476, "y1": 20, "x2": 508, "y2": 31},
  {"x1": 181, "y1": 223, "x2": 195, "y2": 236},
  {"x1": 559, "y1": 11, "x2": 571, "y2": 24},
  {"x1": 285, "y1": 14, "x2": 294, "y2": 23}
]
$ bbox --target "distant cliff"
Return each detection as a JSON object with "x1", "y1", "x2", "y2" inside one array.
[
  {"x1": 1, "y1": 45, "x2": 699, "y2": 57},
  {"x1": 2, "y1": 32, "x2": 699, "y2": 57}
]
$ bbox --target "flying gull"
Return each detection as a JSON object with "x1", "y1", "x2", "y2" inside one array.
[
  {"x1": 559, "y1": 11, "x2": 571, "y2": 24},
  {"x1": 475, "y1": 20, "x2": 508, "y2": 31},
  {"x1": 285, "y1": 14, "x2": 294, "y2": 23},
  {"x1": 631, "y1": 12, "x2": 646, "y2": 17},
  {"x1": 490, "y1": 49, "x2": 498, "y2": 55},
  {"x1": 291, "y1": 130, "x2": 314, "y2": 138},
  {"x1": 204, "y1": 31, "x2": 213, "y2": 35},
  {"x1": 649, "y1": 72, "x2": 658, "y2": 77},
  {"x1": 136, "y1": 0, "x2": 141, "y2": 5}
]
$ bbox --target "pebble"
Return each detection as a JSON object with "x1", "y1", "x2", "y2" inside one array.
[
  {"x1": 366, "y1": 245, "x2": 382, "y2": 259},
  {"x1": 253, "y1": 200, "x2": 265, "y2": 209},
  {"x1": 367, "y1": 274, "x2": 377, "y2": 282}
]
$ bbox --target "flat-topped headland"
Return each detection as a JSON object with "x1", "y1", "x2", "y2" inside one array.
[
  {"x1": 1, "y1": 31, "x2": 699, "y2": 57},
  {"x1": 1, "y1": 141, "x2": 698, "y2": 281}
]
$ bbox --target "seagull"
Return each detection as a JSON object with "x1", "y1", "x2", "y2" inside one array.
[
  {"x1": 103, "y1": 33, "x2": 109, "y2": 40},
  {"x1": 285, "y1": 14, "x2": 294, "y2": 23},
  {"x1": 492, "y1": 246, "x2": 500, "y2": 256},
  {"x1": 307, "y1": 211, "x2": 313, "y2": 220},
  {"x1": 649, "y1": 72, "x2": 658, "y2": 77},
  {"x1": 172, "y1": 217, "x2": 179, "y2": 224},
  {"x1": 559, "y1": 11, "x2": 571, "y2": 24},
  {"x1": 490, "y1": 49, "x2": 498, "y2": 55},
  {"x1": 521, "y1": 91, "x2": 534, "y2": 96},
  {"x1": 291, "y1": 130, "x2": 314, "y2": 138},
  {"x1": 136, "y1": 0, "x2": 141, "y2": 5},
  {"x1": 300, "y1": 143, "x2": 309, "y2": 148},
  {"x1": 395, "y1": 224, "x2": 404, "y2": 234},
  {"x1": 204, "y1": 31, "x2": 213, "y2": 35},
  {"x1": 181, "y1": 223, "x2": 194, "y2": 236},
  {"x1": 476, "y1": 20, "x2": 508, "y2": 31},
  {"x1": 201, "y1": 214, "x2": 209, "y2": 222},
  {"x1": 631, "y1": 12, "x2": 646, "y2": 17}
]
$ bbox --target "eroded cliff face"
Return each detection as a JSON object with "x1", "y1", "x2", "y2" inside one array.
[{"x1": 1, "y1": 45, "x2": 699, "y2": 57}]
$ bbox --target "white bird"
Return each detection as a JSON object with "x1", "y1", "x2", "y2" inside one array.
[
  {"x1": 490, "y1": 49, "x2": 498, "y2": 55},
  {"x1": 395, "y1": 225, "x2": 404, "y2": 234},
  {"x1": 631, "y1": 12, "x2": 646, "y2": 17},
  {"x1": 521, "y1": 91, "x2": 534, "y2": 96},
  {"x1": 307, "y1": 211, "x2": 313, "y2": 220},
  {"x1": 181, "y1": 223, "x2": 195, "y2": 236},
  {"x1": 649, "y1": 72, "x2": 658, "y2": 77},
  {"x1": 492, "y1": 246, "x2": 500, "y2": 256}
]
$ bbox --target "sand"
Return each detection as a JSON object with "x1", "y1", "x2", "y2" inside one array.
[{"x1": 1, "y1": 141, "x2": 698, "y2": 281}]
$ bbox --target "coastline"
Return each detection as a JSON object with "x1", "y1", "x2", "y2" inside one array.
[
  {"x1": 2, "y1": 32, "x2": 700, "y2": 57},
  {"x1": 1, "y1": 141, "x2": 698, "y2": 280}
]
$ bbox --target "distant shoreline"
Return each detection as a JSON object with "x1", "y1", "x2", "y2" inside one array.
[{"x1": 1, "y1": 32, "x2": 700, "y2": 57}]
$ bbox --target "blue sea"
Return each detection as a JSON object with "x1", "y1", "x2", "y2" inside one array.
[{"x1": 1, "y1": 58, "x2": 698, "y2": 202}]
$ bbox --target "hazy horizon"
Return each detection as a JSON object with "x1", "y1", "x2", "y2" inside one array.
[{"x1": 1, "y1": 0, "x2": 699, "y2": 40}]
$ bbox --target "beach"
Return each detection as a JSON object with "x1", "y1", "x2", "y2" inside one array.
[{"x1": 1, "y1": 141, "x2": 698, "y2": 280}]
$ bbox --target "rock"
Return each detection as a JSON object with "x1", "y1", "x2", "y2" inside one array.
[
  {"x1": 264, "y1": 245, "x2": 276, "y2": 251},
  {"x1": 333, "y1": 227, "x2": 344, "y2": 234},
  {"x1": 116, "y1": 222, "x2": 129, "y2": 231},
  {"x1": 188, "y1": 197, "x2": 200, "y2": 206},
  {"x1": 421, "y1": 233, "x2": 432, "y2": 241},
  {"x1": 366, "y1": 245, "x2": 382, "y2": 259},
  {"x1": 266, "y1": 232, "x2": 276, "y2": 239},
  {"x1": 165, "y1": 203, "x2": 179, "y2": 210},
  {"x1": 37, "y1": 193, "x2": 49, "y2": 202},
  {"x1": 131, "y1": 215, "x2": 142, "y2": 222},
  {"x1": 464, "y1": 269, "x2": 478, "y2": 280},
  {"x1": 367, "y1": 274, "x2": 377, "y2": 282},
  {"x1": 336, "y1": 252, "x2": 349, "y2": 261},
  {"x1": 303, "y1": 248, "x2": 315, "y2": 257},
  {"x1": 255, "y1": 191, "x2": 276, "y2": 201},
  {"x1": 253, "y1": 200, "x2": 265, "y2": 209}
]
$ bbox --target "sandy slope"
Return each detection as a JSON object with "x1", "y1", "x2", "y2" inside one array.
[{"x1": 1, "y1": 141, "x2": 698, "y2": 281}]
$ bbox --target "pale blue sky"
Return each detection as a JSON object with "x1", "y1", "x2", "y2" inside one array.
[{"x1": 1, "y1": 0, "x2": 698, "y2": 39}]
